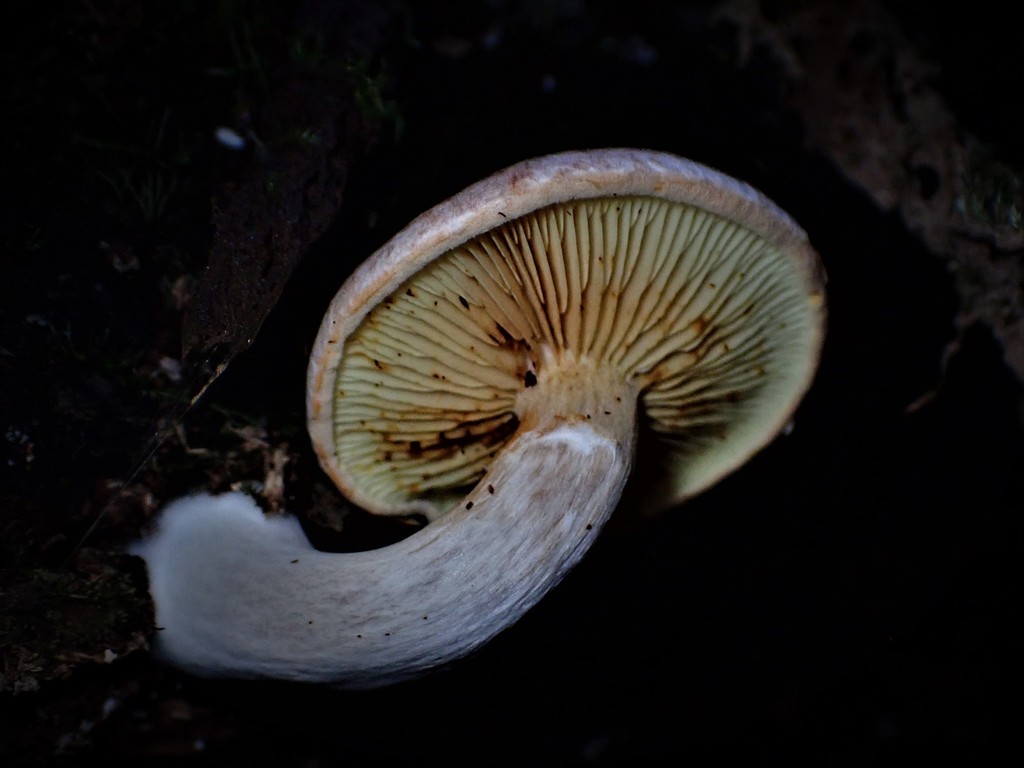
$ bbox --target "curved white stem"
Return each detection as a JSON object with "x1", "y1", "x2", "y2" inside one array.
[{"x1": 133, "y1": 419, "x2": 634, "y2": 688}]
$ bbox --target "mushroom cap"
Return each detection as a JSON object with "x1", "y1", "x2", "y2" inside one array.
[{"x1": 307, "y1": 148, "x2": 826, "y2": 520}]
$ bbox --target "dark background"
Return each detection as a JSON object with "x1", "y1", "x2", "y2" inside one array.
[{"x1": 2, "y1": 1, "x2": 1021, "y2": 764}]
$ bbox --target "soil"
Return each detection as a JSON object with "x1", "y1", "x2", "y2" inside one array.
[{"x1": 2, "y1": 1, "x2": 1022, "y2": 765}]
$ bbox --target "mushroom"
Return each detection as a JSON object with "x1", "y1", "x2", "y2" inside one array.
[{"x1": 133, "y1": 148, "x2": 826, "y2": 688}]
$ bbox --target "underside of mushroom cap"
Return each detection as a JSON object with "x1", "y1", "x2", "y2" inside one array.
[{"x1": 308, "y1": 149, "x2": 826, "y2": 520}]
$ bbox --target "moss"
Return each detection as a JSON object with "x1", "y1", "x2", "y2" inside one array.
[{"x1": 962, "y1": 145, "x2": 1024, "y2": 234}]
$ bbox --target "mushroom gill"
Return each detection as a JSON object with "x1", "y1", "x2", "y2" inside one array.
[{"x1": 334, "y1": 195, "x2": 820, "y2": 518}]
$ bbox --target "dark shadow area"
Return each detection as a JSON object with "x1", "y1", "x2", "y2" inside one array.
[{"x1": 2, "y1": 1, "x2": 1021, "y2": 765}]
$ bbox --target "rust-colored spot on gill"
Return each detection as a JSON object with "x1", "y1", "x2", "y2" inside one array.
[
  {"x1": 691, "y1": 315, "x2": 712, "y2": 336},
  {"x1": 383, "y1": 413, "x2": 520, "y2": 462}
]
